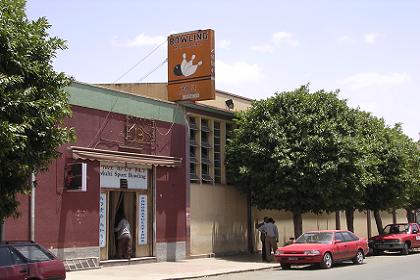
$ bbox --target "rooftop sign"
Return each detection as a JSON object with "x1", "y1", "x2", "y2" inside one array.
[{"x1": 167, "y1": 29, "x2": 215, "y2": 102}]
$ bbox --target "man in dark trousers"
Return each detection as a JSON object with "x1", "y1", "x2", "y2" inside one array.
[{"x1": 256, "y1": 217, "x2": 269, "y2": 261}]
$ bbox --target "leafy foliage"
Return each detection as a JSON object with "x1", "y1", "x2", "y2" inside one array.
[
  {"x1": 226, "y1": 84, "x2": 420, "y2": 233},
  {"x1": 362, "y1": 124, "x2": 415, "y2": 211},
  {"x1": 226, "y1": 85, "x2": 359, "y2": 214},
  {"x1": 0, "y1": 0, "x2": 73, "y2": 220}
]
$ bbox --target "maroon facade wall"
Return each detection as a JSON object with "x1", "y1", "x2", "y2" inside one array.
[{"x1": 5, "y1": 105, "x2": 187, "y2": 248}]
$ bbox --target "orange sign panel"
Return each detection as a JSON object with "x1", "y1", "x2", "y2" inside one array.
[{"x1": 168, "y1": 29, "x2": 215, "y2": 102}]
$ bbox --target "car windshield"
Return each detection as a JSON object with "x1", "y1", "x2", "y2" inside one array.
[
  {"x1": 383, "y1": 224, "x2": 410, "y2": 234},
  {"x1": 295, "y1": 232, "x2": 333, "y2": 244},
  {"x1": 13, "y1": 245, "x2": 54, "y2": 263}
]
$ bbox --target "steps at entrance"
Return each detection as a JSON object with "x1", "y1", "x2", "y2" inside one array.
[
  {"x1": 65, "y1": 257, "x2": 100, "y2": 271},
  {"x1": 100, "y1": 256, "x2": 157, "y2": 267}
]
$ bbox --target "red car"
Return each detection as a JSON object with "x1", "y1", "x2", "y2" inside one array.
[
  {"x1": 369, "y1": 223, "x2": 420, "y2": 255},
  {"x1": 275, "y1": 230, "x2": 369, "y2": 269},
  {"x1": 0, "y1": 241, "x2": 66, "y2": 280}
]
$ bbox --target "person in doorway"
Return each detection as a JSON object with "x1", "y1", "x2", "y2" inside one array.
[
  {"x1": 258, "y1": 217, "x2": 279, "y2": 262},
  {"x1": 255, "y1": 217, "x2": 269, "y2": 261},
  {"x1": 114, "y1": 212, "x2": 132, "y2": 259}
]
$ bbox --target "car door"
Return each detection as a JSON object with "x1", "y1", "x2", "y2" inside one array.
[
  {"x1": 410, "y1": 224, "x2": 420, "y2": 247},
  {"x1": 333, "y1": 232, "x2": 348, "y2": 260},
  {"x1": 342, "y1": 231, "x2": 358, "y2": 259},
  {"x1": 0, "y1": 247, "x2": 27, "y2": 280}
]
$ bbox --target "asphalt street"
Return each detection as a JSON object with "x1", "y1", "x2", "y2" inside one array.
[{"x1": 195, "y1": 252, "x2": 420, "y2": 280}]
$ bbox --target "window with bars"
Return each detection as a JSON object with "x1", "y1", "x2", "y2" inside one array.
[
  {"x1": 189, "y1": 117, "x2": 199, "y2": 182},
  {"x1": 201, "y1": 163, "x2": 213, "y2": 184},
  {"x1": 214, "y1": 121, "x2": 221, "y2": 184},
  {"x1": 189, "y1": 117, "x2": 198, "y2": 130},
  {"x1": 225, "y1": 122, "x2": 234, "y2": 185}
]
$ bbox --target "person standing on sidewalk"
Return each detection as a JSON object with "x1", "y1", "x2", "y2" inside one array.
[
  {"x1": 258, "y1": 217, "x2": 279, "y2": 262},
  {"x1": 256, "y1": 217, "x2": 269, "y2": 261}
]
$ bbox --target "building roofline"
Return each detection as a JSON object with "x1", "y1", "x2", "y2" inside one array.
[
  {"x1": 73, "y1": 81, "x2": 175, "y2": 105},
  {"x1": 94, "y1": 82, "x2": 255, "y2": 102},
  {"x1": 178, "y1": 101, "x2": 235, "y2": 118},
  {"x1": 214, "y1": 89, "x2": 254, "y2": 102},
  {"x1": 73, "y1": 81, "x2": 250, "y2": 115}
]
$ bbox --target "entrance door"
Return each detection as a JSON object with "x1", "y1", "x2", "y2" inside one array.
[
  {"x1": 108, "y1": 191, "x2": 137, "y2": 259},
  {"x1": 98, "y1": 164, "x2": 154, "y2": 260}
]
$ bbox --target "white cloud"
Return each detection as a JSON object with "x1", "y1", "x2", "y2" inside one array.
[
  {"x1": 271, "y1": 32, "x2": 299, "y2": 47},
  {"x1": 250, "y1": 44, "x2": 274, "y2": 53},
  {"x1": 113, "y1": 33, "x2": 166, "y2": 47},
  {"x1": 216, "y1": 60, "x2": 263, "y2": 85},
  {"x1": 363, "y1": 32, "x2": 383, "y2": 44},
  {"x1": 340, "y1": 72, "x2": 411, "y2": 89},
  {"x1": 218, "y1": 39, "x2": 231, "y2": 49},
  {"x1": 250, "y1": 31, "x2": 298, "y2": 53},
  {"x1": 337, "y1": 35, "x2": 355, "y2": 44}
]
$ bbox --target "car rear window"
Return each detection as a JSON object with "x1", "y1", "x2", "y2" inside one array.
[
  {"x1": 384, "y1": 224, "x2": 410, "y2": 234},
  {"x1": 13, "y1": 245, "x2": 54, "y2": 262},
  {"x1": 342, "y1": 231, "x2": 359, "y2": 241}
]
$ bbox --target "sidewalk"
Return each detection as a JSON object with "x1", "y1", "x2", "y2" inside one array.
[{"x1": 67, "y1": 254, "x2": 279, "y2": 280}]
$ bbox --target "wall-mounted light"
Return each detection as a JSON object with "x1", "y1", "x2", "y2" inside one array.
[{"x1": 225, "y1": 99, "x2": 234, "y2": 110}]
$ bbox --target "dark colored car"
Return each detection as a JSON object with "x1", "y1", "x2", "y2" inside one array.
[
  {"x1": 275, "y1": 230, "x2": 369, "y2": 269},
  {"x1": 369, "y1": 223, "x2": 420, "y2": 255},
  {"x1": 0, "y1": 241, "x2": 66, "y2": 280}
]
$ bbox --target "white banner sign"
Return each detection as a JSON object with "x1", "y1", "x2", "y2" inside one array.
[
  {"x1": 99, "y1": 193, "x2": 107, "y2": 248},
  {"x1": 100, "y1": 163, "x2": 148, "y2": 189},
  {"x1": 139, "y1": 195, "x2": 148, "y2": 245}
]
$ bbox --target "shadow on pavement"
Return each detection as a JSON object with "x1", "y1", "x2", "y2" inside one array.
[
  {"x1": 367, "y1": 250, "x2": 420, "y2": 257},
  {"x1": 214, "y1": 253, "x2": 279, "y2": 264},
  {"x1": 271, "y1": 261, "x2": 368, "y2": 272}
]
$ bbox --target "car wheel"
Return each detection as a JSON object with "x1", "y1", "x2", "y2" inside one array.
[
  {"x1": 401, "y1": 243, "x2": 410, "y2": 255},
  {"x1": 352, "y1": 249, "x2": 364, "y2": 264},
  {"x1": 280, "y1": 263, "x2": 291, "y2": 270},
  {"x1": 320, "y1": 252, "x2": 333, "y2": 269}
]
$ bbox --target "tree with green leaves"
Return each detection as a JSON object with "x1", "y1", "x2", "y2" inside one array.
[
  {"x1": 403, "y1": 150, "x2": 420, "y2": 223},
  {"x1": 0, "y1": 0, "x2": 73, "y2": 222},
  {"x1": 362, "y1": 124, "x2": 420, "y2": 231},
  {"x1": 363, "y1": 124, "x2": 415, "y2": 233},
  {"x1": 337, "y1": 109, "x2": 389, "y2": 232},
  {"x1": 226, "y1": 85, "x2": 360, "y2": 237}
]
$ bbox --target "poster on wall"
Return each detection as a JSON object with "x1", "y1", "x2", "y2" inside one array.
[
  {"x1": 139, "y1": 195, "x2": 148, "y2": 245},
  {"x1": 99, "y1": 193, "x2": 106, "y2": 248},
  {"x1": 100, "y1": 163, "x2": 148, "y2": 189}
]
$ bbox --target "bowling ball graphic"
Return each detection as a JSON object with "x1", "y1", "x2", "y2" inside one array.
[{"x1": 173, "y1": 64, "x2": 183, "y2": 76}]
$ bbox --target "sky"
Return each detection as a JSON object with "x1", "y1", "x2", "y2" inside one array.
[{"x1": 26, "y1": 0, "x2": 419, "y2": 140}]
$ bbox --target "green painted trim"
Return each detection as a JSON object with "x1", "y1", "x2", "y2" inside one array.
[{"x1": 67, "y1": 82, "x2": 185, "y2": 125}]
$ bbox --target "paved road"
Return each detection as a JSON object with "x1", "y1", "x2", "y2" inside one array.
[{"x1": 194, "y1": 252, "x2": 420, "y2": 280}]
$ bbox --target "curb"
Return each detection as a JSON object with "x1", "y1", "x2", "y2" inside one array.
[{"x1": 162, "y1": 264, "x2": 279, "y2": 280}]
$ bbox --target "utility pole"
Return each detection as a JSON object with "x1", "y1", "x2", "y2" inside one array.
[
  {"x1": 30, "y1": 172, "x2": 36, "y2": 241},
  {"x1": 0, "y1": 220, "x2": 4, "y2": 241}
]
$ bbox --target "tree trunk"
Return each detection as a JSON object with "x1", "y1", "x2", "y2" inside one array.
[
  {"x1": 246, "y1": 193, "x2": 254, "y2": 253},
  {"x1": 0, "y1": 219, "x2": 3, "y2": 241},
  {"x1": 373, "y1": 210, "x2": 384, "y2": 234},
  {"x1": 293, "y1": 212, "x2": 303, "y2": 238},
  {"x1": 406, "y1": 208, "x2": 415, "y2": 223},
  {"x1": 345, "y1": 209, "x2": 354, "y2": 232},
  {"x1": 367, "y1": 210, "x2": 372, "y2": 238},
  {"x1": 392, "y1": 209, "x2": 397, "y2": 224},
  {"x1": 335, "y1": 211, "x2": 341, "y2": 230}
]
